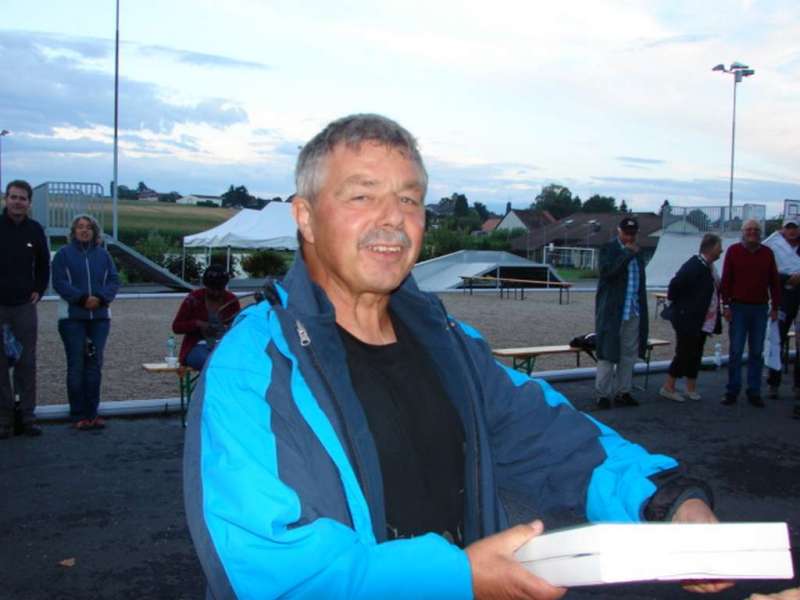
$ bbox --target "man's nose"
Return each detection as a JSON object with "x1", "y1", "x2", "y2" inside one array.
[{"x1": 378, "y1": 196, "x2": 405, "y2": 227}]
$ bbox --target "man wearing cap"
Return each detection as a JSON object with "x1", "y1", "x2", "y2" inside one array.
[
  {"x1": 594, "y1": 217, "x2": 649, "y2": 409},
  {"x1": 720, "y1": 219, "x2": 780, "y2": 407},
  {"x1": 763, "y1": 218, "x2": 800, "y2": 415}
]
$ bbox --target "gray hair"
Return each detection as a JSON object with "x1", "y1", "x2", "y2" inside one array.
[
  {"x1": 699, "y1": 233, "x2": 722, "y2": 254},
  {"x1": 295, "y1": 113, "x2": 428, "y2": 201},
  {"x1": 69, "y1": 213, "x2": 102, "y2": 244}
]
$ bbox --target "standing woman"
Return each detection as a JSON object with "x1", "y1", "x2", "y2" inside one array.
[
  {"x1": 52, "y1": 214, "x2": 120, "y2": 430},
  {"x1": 659, "y1": 233, "x2": 723, "y2": 402}
]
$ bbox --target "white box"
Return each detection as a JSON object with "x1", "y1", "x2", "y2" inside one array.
[{"x1": 514, "y1": 522, "x2": 794, "y2": 587}]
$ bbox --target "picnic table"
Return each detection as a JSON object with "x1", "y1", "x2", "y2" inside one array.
[
  {"x1": 460, "y1": 276, "x2": 573, "y2": 304},
  {"x1": 142, "y1": 363, "x2": 198, "y2": 427},
  {"x1": 492, "y1": 338, "x2": 671, "y2": 390}
]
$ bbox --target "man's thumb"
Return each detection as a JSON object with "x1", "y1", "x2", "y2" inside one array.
[{"x1": 506, "y1": 520, "x2": 544, "y2": 552}]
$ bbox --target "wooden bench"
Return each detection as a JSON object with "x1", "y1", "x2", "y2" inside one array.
[
  {"x1": 460, "y1": 276, "x2": 573, "y2": 304},
  {"x1": 492, "y1": 338, "x2": 671, "y2": 390},
  {"x1": 142, "y1": 363, "x2": 199, "y2": 427}
]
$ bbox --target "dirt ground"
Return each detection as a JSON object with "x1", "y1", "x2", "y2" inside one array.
[{"x1": 32, "y1": 290, "x2": 720, "y2": 406}]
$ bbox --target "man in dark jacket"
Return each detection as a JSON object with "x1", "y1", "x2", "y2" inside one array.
[
  {"x1": 0, "y1": 180, "x2": 50, "y2": 438},
  {"x1": 184, "y1": 115, "x2": 730, "y2": 599},
  {"x1": 594, "y1": 217, "x2": 649, "y2": 409}
]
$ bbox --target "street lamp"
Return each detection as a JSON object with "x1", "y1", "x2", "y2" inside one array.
[
  {"x1": 0, "y1": 129, "x2": 9, "y2": 194},
  {"x1": 712, "y1": 62, "x2": 755, "y2": 230}
]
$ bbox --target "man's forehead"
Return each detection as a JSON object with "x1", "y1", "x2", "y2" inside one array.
[{"x1": 7, "y1": 186, "x2": 29, "y2": 198}]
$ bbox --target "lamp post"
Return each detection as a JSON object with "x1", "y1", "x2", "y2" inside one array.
[
  {"x1": 0, "y1": 129, "x2": 9, "y2": 193},
  {"x1": 112, "y1": 0, "x2": 120, "y2": 240},
  {"x1": 712, "y1": 62, "x2": 755, "y2": 230}
]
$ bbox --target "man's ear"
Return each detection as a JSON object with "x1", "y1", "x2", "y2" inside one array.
[{"x1": 292, "y1": 196, "x2": 315, "y2": 245}]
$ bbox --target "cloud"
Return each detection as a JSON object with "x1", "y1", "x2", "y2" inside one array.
[
  {"x1": 616, "y1": 156, "x2": 667, "y2": 167},
  {"x1": 641, "y1": 33, "x2": 714, "y2": 49},
  {"x1": 0, "y1": 30, "x2": 249, "y2": 137},
  {"x1": 135, "y1": 44, "x2": 269, "y2": 70}
]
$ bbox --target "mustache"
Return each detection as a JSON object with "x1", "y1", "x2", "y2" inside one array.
[{"x1": 358, "y1": 228, "x2": 411, "y2": 249}]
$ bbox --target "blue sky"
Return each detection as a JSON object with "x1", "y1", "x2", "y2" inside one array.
[{"x1": 2, "y1": 0, "x2": 799, "y2": 216}]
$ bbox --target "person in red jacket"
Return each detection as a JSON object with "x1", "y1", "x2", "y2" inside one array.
[
  {"x1": 719, "y1": 219, "x2": 781, "y2": 407},
  {"x1": 172, "y1": 265, "x2": 240, "y2": 370}
]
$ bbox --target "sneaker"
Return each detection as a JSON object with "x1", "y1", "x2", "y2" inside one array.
[
  {"x1": 768, "y1": 386, "x2": 779, "y2": 400},
  {"x1": 747, "y1": 394, "x2": 765, "y2": 408},
  {"x1": 74, "y1": 419, "x2": 93, "y2": 431},
  {"x1": 22, "y1": 423, "x2": 43, "y2": 437},
  {"x1": 91, "y1": 416, "x2": 106, "y2": 429},
  {"x1": 659, "y1": 387, "x2": 685, "y2": 403},
  {"x1": 615, "y1": 393, "x2": 640, "y2": 407},
  {"x1": 597, "y1": 397, "x2": 611, "y2": 410},
  {"x1": 721, "y1": 393, "x2": 737, "y2": 405},
  {"x1": 685, "y1": 391, "x2": 702, "y2": 401}
]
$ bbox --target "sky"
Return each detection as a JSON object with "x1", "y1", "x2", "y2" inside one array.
[{"x1": 1, "y1": 0, "x2": 799, "y2": 216}]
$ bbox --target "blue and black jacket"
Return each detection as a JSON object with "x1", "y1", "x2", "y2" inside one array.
[
  {"x1": 184, "y1": 255, "x2": 703, "y2": 599},
  {"x1": 52, "y1": 239, "x2": 120, "y2": 320}
]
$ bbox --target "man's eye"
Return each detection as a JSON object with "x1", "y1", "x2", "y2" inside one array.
[{"x1": 400, "y1": 196, "x2": 420, "y2": 206}]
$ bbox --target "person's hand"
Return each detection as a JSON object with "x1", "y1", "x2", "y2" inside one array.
[
  {"x1": 770, "y1": 309, "x2": 779, "y2": 322},
  {"x1": 466, "y1": 520, "x2": 566, "y2": 600},
  {"x1": 672, "y1": 499, "x2": 734, "y2": 594},
  {"x1": 723, "y1": 307, "x2": 732, "y2": 322},
  {"x1": 29, "y1": 291, "x2": 40, "y2": 303},
  {"x1": 84, "y1": 296, "x2": 101, "y2": 310},
  {"x1": 749, "y1": 587, "x2": 800, "y2": 600}
]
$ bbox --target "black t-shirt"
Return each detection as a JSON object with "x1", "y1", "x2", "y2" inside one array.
[{"x1": 338, "y1": 315, "x2": 466, "y2": 545}]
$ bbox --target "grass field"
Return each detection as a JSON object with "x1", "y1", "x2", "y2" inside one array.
[{"x1": 98, "y1": 200, "x2": 237, "y2": 244}]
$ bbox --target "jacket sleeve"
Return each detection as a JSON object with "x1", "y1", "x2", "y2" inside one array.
[
  {"x1": 183, "y1": 310, "x2": 472, "y2": 600},
  {"x1": 172, "y1": 296, "x2": 202, "y2": 334},
  {"x1": 94, "y1": 250, "x2": 120, "y2": 305},
  {"x1": 456, "y1": 320, "x2": 681, "y2": 523},
  {"x1": 598, "y1": 242, "x2": 635, "y2": 282},
  {"x1": 51, "y1": 250, "x2": 87, "y2": 305},
  {"x1": 34, "y1": 224, "x2": 50, "y2": 297},
  {"x1": 667, "y1": 259, "x2": 693, "y2": 302},
  {"x1": 719, "y1": 248, "x2": 734, "y2": 305}
]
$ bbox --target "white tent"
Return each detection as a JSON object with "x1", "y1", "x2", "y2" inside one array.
[{"x1": 183, "y1": 202, "x2": 298, "y2": 250}]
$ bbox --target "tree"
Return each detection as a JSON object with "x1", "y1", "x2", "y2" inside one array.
[
  {"x1": 221, "y1": 185, "x2": 255, "y2": 208},
  {"x1": 473, "y1": 201, "x2": 489, "y2": 221},
  {"x1": 505, "y1": 201, "x2": 512, "y2": 215},
  {"x1": 581, "y1": 194, "x2": 617, "y2": 213},
  {"x1": 686, "y1": 209, "x2": 711, "y2": 231},
  {"x1": 659, "y1": 199, "x2": 672, "y2": 216},
  {"x1": 241, "y1": 250, "x2": 289, "y2": 277},
  {"x1": 531, "y1": 184, "x2": 580, "y2": 220},
  {"x1": 452, "y1": 193, "x2": 469, "y2": 217},
  {"x1": 619, "y1": 200, "x2": 629, "y2": 213},
  {"x1": 137, "y1": 181, "x2": 150, "y2": 193}
]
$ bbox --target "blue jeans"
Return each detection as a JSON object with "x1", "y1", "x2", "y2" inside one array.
[
  {"x1": 727, "y1": 303, "x2": 768, "y2": 397},
  {"x1": 58, "y1": 319, "x2": 110, "y2": 421},
  {"x1": 185, "y1": 342, "x2": 212, "y2": 371}
]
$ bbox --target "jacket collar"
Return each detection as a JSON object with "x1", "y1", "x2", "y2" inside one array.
[{"x1": 2, "y1": 208, "x2": 28, "y2": 227}]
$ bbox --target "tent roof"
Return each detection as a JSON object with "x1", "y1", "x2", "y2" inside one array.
[{"x1": 183, "y1": 203, "x2": 298, "y2": 249}]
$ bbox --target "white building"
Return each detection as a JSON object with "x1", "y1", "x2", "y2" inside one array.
[{"x1": 177, "y1": 194, "x2": 223, "y2": 207}]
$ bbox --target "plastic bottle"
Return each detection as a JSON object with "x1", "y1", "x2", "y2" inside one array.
[
  {"x1": 713, "y1": 342, "x2": 722, "y2": 369},
  {"x1": 167, "y1": 334, "x2": 177, "y2": 359}
]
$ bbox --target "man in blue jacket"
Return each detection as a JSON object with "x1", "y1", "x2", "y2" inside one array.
[{"x1": 184, "y1": 115, "x2": 731, "y2": 599}]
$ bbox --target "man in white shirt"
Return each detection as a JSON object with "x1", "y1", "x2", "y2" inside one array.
[{"x1": 763, "y1": 217, "x2": 800, "y2": 409}]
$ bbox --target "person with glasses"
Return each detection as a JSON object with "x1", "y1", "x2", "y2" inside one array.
[
  {"x1": 720, "y1": 219, "x2": 781, "y2": 407},
  {"x1": 0, "y1": 180, "x2": 50, "y2": 439}
]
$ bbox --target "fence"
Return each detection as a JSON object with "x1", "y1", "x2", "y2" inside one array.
[
  {"x1": 662, "y1": 204, "x2": 765, "y2": 234},
  {"x1": 32, "y1": 182, "x2": 106, "y2": 238}
]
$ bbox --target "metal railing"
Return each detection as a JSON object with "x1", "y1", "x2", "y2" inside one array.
[
  {"x1": 32, "y1": 181, "x2": 106, "y2": 238},
  {"x1": 661, "y1": 204, "x2": 765, "y2": 234}
]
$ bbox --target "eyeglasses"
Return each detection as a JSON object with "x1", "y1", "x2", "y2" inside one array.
[
  {"x1": 6, "y1": 193, "x2": 29, "y2": 201},
  {"x1": 743, "y1": 228, "x2": 761, "y2": 232}
]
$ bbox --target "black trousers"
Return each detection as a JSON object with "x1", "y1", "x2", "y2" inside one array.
[
  {"x1": 668, "y1": 331, "x2": 708, "y2": 380},
  {"x1": 766, "y1": 283, "x2": 800, "y2": 388}
]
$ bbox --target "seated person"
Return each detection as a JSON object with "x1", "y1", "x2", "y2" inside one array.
[{"x1": 172, "y1": 265, "x2": 240, "y2": 370}]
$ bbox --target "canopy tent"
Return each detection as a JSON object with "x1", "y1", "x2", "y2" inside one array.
[
  {"x1": 182, "y1": 202, "x2": 298, "y2": 277},
  {"x1": 183, "y1": 202, "x2": 298, "y2": 250}
]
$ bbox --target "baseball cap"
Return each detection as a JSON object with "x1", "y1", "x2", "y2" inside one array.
[
  {"x1": 783, "y1": 217, "x2": 799, "y2": 228},
  {"x1": 619, "y1": 216, "x2": 639, "y2": 232}
]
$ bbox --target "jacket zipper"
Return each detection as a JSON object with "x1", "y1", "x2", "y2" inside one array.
[
  {"x1": 446, "y1": 317, "x2": 484, "y2": 539},
  {"x1": 294, "y1": 319, "x2": 373, "y2": 531},
  {"x1": 84, "y1": 248, "x2": 93, "y2": 320}
]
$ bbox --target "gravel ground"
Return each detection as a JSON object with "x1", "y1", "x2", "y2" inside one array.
[{"x1": 32, "y1": 290, "x2": 727, "y2": 406}]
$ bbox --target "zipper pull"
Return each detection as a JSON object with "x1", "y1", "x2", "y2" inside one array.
[{"x1": 296, "y1": 320, "x2": 311, "y2": 346}]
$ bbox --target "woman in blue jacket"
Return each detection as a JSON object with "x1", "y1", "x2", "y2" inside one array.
[{"x1": 52, "y1": 214, "x2": 120, "y2": 430}]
